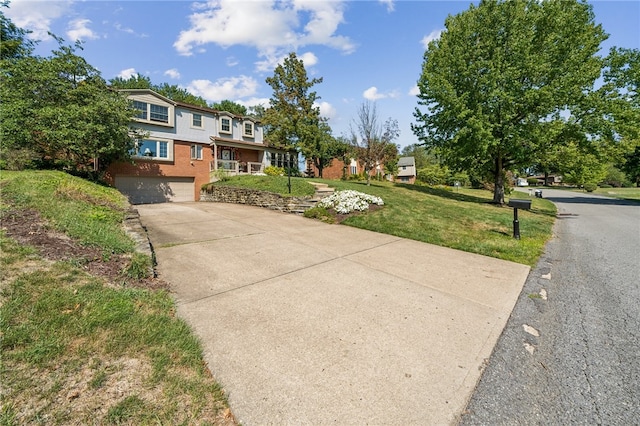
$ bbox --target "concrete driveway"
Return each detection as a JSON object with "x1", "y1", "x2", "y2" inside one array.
[{"x1": 136, "y1": 202, "x2": 530, "y2": 425}]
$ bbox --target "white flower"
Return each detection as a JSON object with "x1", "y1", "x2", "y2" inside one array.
[{"x1": 318, "y1": 190, "x2": 384, "y2": 214}]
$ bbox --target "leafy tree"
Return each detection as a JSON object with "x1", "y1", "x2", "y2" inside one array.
[
  {"x1": 1, "y1": 38, "x2": 138, "y2": 174},
  {"x1": 109, "y1": 75, "x2": 210, "y2": 108},
  {"x1": 1, "y1": 3, "x2": 35, "y2": 60},
  {"x1": 350, "y1": 101, "x2": 400, "y2": 186},
  {"x1": 108, "y1": 73, "x2": 153, "y2": 89},
  {"x1": 155, "y1": 82, "x2": 208, "y2": 107},
  {"x1": 301, "y1": 118, "x2": 348, "y2": 178},
  {"x1": 558, "y1": 142, "x2": 607, "y2": 189},
  {"x1": 603, "y1": 48, "x2": 640, "y2": 185},
  {"x1": 247, "y1": 104, "x2": 266, "y2": 120},
  {"x1": 621, "y1": 145, "x2": 640, "y2": 187},
  {"x1": 413, "y1": 0, "x2": 608, "y2": 204},
  {"x1": 210, "y1": 99, "x2": 247, "y2": 115},
  {"x1": 263, "y1": 52, "x2": 323, "y2": 154}
]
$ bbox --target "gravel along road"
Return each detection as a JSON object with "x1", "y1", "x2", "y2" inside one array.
[{"x1": 460, "y1": 189, "x2": 640, "y2": 425}]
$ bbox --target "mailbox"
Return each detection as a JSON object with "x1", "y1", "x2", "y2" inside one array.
[
  {"x1": 508, "y1": 199, "x2": 532, "y2": 210},
  {"x1": 507, "y1": 198, "x2": 532, "y2": 239}
]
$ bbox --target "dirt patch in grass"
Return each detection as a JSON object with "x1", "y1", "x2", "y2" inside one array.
[
  {"x1": 1, "y1": 208, "x2": 166, "y2": 290},
  {"x1": 1, "y1": 208, "x2": 237, "y2": 425}
]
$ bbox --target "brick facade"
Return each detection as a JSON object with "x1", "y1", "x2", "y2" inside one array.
[{"x1": 105, "y1": 142, "x2": 212, "y2": 201}]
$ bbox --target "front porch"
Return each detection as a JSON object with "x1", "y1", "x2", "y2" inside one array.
[{"x1": 210, "y1": 160, "x2": 265, "y2": 177}]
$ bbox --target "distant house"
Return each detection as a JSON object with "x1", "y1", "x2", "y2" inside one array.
[
  {"x1": 104, "y1": 89, "x2": 290, "y2": 204},
  {"x1": 528, "y1": 174, "x2": 563, "y2": 186},
  {"x1": 306, "y1": 157, "x2": 383, "y2": 180},
  {"x1": 395, "y1": 157, "x2": 416, "y2": 184}
]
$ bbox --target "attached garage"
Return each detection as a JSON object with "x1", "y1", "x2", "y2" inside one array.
[{"x1": 115, "y1": 176, "x2": 195, "y2": 204}]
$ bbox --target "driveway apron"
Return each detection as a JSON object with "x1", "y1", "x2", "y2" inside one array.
[{"x1": 136, "y1": 202, "x2": 530, "y2": 425}]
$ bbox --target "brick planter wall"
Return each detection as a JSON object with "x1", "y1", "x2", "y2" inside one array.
[{"x1": 200, "y1": 185, "x2": 315, "y2": 214}]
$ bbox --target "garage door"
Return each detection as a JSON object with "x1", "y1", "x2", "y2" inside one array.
[{"x1": 115, "y1": 176, "x2": 195, "y2": 204}]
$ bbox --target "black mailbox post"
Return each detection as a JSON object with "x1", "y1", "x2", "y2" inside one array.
[{"x1": 507, "y1": 199, "x2": 532, "y2": 239}]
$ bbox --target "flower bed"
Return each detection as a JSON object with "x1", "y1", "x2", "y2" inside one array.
[{"x1": 318, "y1": 189, "x2": 384, "y2": 214}]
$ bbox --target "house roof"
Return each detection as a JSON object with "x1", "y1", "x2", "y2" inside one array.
[
  {"x1": 210, "y1": 136, "x2": 290, "y2": 153},
  {"x1": 118, "y1": 88, "x2": 259, "y2": 122},
  {"x1": 397, "y1": 156, "x2": 415, "y2": 167}
]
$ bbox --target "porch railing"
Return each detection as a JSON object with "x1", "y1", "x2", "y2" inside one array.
[
  {"x1": 248, "y1": 162, "x2": 264, "y2": 174},
  {"x1": 210, "y1": 160, "x2": 264, "y2": 175}
]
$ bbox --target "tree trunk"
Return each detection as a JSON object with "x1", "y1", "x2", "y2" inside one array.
[{"x1": 492, "y1": 156, "x2": 505, "y2": 204}]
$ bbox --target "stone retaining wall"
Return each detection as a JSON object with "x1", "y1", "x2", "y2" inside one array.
[{"x1": 200, "y1": 185, "x2": 314, "y2": 214}]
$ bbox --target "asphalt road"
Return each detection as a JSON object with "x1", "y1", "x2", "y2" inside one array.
[{"x1": 461, "y1": 188, "x2": 640, "y2": 425}]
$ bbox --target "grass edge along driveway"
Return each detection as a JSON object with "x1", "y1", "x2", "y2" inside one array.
[{"x1": 307, "y1": 179, "x2": 557, "y2": 267}]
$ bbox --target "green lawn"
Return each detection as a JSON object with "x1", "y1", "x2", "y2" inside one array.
[
  {"x1": 308, "y1": 179, "x2": 556, "y2": 266},
  {"x1": 0, "y1": 170, "x2": 233, "y2": 425},
  {"x1": 532, "y1": 185, "x2": 640, "y2": 201},
  {"x1": 584, "y1": 186, "x2": 639, "y2": 201}
]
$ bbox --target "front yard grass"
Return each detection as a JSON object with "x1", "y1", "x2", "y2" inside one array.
[
  {"x1": 308, "y1": 180, "x2": 556, "y2": 266},
  {"x1": 0, "y1": 170, "x2": 235, "y2": 425}
]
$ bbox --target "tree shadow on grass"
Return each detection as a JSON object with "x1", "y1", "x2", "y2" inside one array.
[{"x1": 394, "y1": 183, "x2": 492, "y2": 204}]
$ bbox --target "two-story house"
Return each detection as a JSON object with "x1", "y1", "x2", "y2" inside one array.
[
  {"x1": 395, "y1": 157, "x2": 416, "y2": 184},
  {"x1": 105, "y1": 89, "x2": 288, "y2": 204}
]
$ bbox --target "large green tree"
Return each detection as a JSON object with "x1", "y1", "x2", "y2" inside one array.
[
  {"x1": 412, "y1": 0, "x2": 608, "y2": 204},
  {"x1": 0, "y1": 2, "x2": 34, "y2": 60},
  {"x1": 263, "y1": 52, "x2": 323, "y2": 153},
  {"x1": 262, "y1": 52, "x2": 343, "y2": 175},
  {"x1": 1, "y1": 37, "x2": 137, "y2": 173}
]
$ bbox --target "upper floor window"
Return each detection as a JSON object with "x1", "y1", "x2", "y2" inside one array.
[
  {"x1": 131, "y1": 99, "x2": 172, "y2": 126},
  {"x1": 220, "y1": 116, "x2": 231, "y2": 134},
  {"x1": 133, "y1": 101, "x2": 147, "y2": 120},
  {"x1": 132, "y1": 139, "x2": 171, "y2": 160},
  {"x1": 150, "y1": 104, "x2": 169, "y2": 123},
  {"x1": 243, "y1": 121, "x2": 254, "y2": 138},
  {"x1": 190, "y1": 145, "x2": 203, "y2": 160},
  {"x1": 192, "y1": 113, "x2": 203, "y2": 128}
]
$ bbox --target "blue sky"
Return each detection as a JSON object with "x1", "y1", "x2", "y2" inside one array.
[{"x1": 6, "y1": 0, "x2": 640, "y2": 148}]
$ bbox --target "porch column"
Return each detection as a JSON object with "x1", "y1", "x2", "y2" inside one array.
[{"x1": 213, "y1": 142, "x2": 218, "y2": 170}]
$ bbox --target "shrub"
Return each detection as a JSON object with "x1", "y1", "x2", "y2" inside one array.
[
  {"x1": 527, "y1": 178, "x2": 539, "y2": 186},
  {"x1": 318, "y1": 190, "x2": 384, "y2": 214},
  {"x1": 210, "y1": 168, "x2": 231, "y2": 182},
  {"x1": 264, "y1": 166, "x2": 285, "y2": 176},
  {"x1": 584, "y1": 182, "x2": 598, "y2": 192}
]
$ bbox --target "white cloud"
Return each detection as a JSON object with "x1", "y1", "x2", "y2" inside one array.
[
  {"x1": 174, "y1": 0, "x2": 354, "y2": 71},
  {"x1": 363, "y1": 86, "x2": 399, "y2": 101},
  {"x1": 316, "y1": 101, "x2": 337, "y2": 120},
  {"x1": 164, "y1": 68, "x2": 181, "y2": 80},
  {"x1": 187, "y1": 76, "x2": 259, "y2": 102},
  {"x1": 114, "y1": 23, "x2": 133, "y2": 34},
  {"x1": 379, "y1": 0, "x2": 395, "y2": 13},
  {"x1": 113, "y1": 22, "x2": 148, "y2": 38},
  {"x1": 4, "y1": 0, "x2": 73, "y2": 41},
  {"x1": 409, "y1": 85, "x2": 420, "y2": 96},
  {"x1": 237, "y1": 97, "x2": 271, "y2": 109},
  {"x1": 226, "y1": 56, "x2": 239, "y2": 67},
  {"x1": 67, "y1": 18, "x2": 99, "y2": 42},
  {"x1": 117, "y1": 68, "x2": 138, "y2": 79},
  {"x1": 299, "y1": 51, "x2": 318, "y2": 67},
  {"x1": 421, "y1": 29, "x2": 443, "y2": 49}
]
